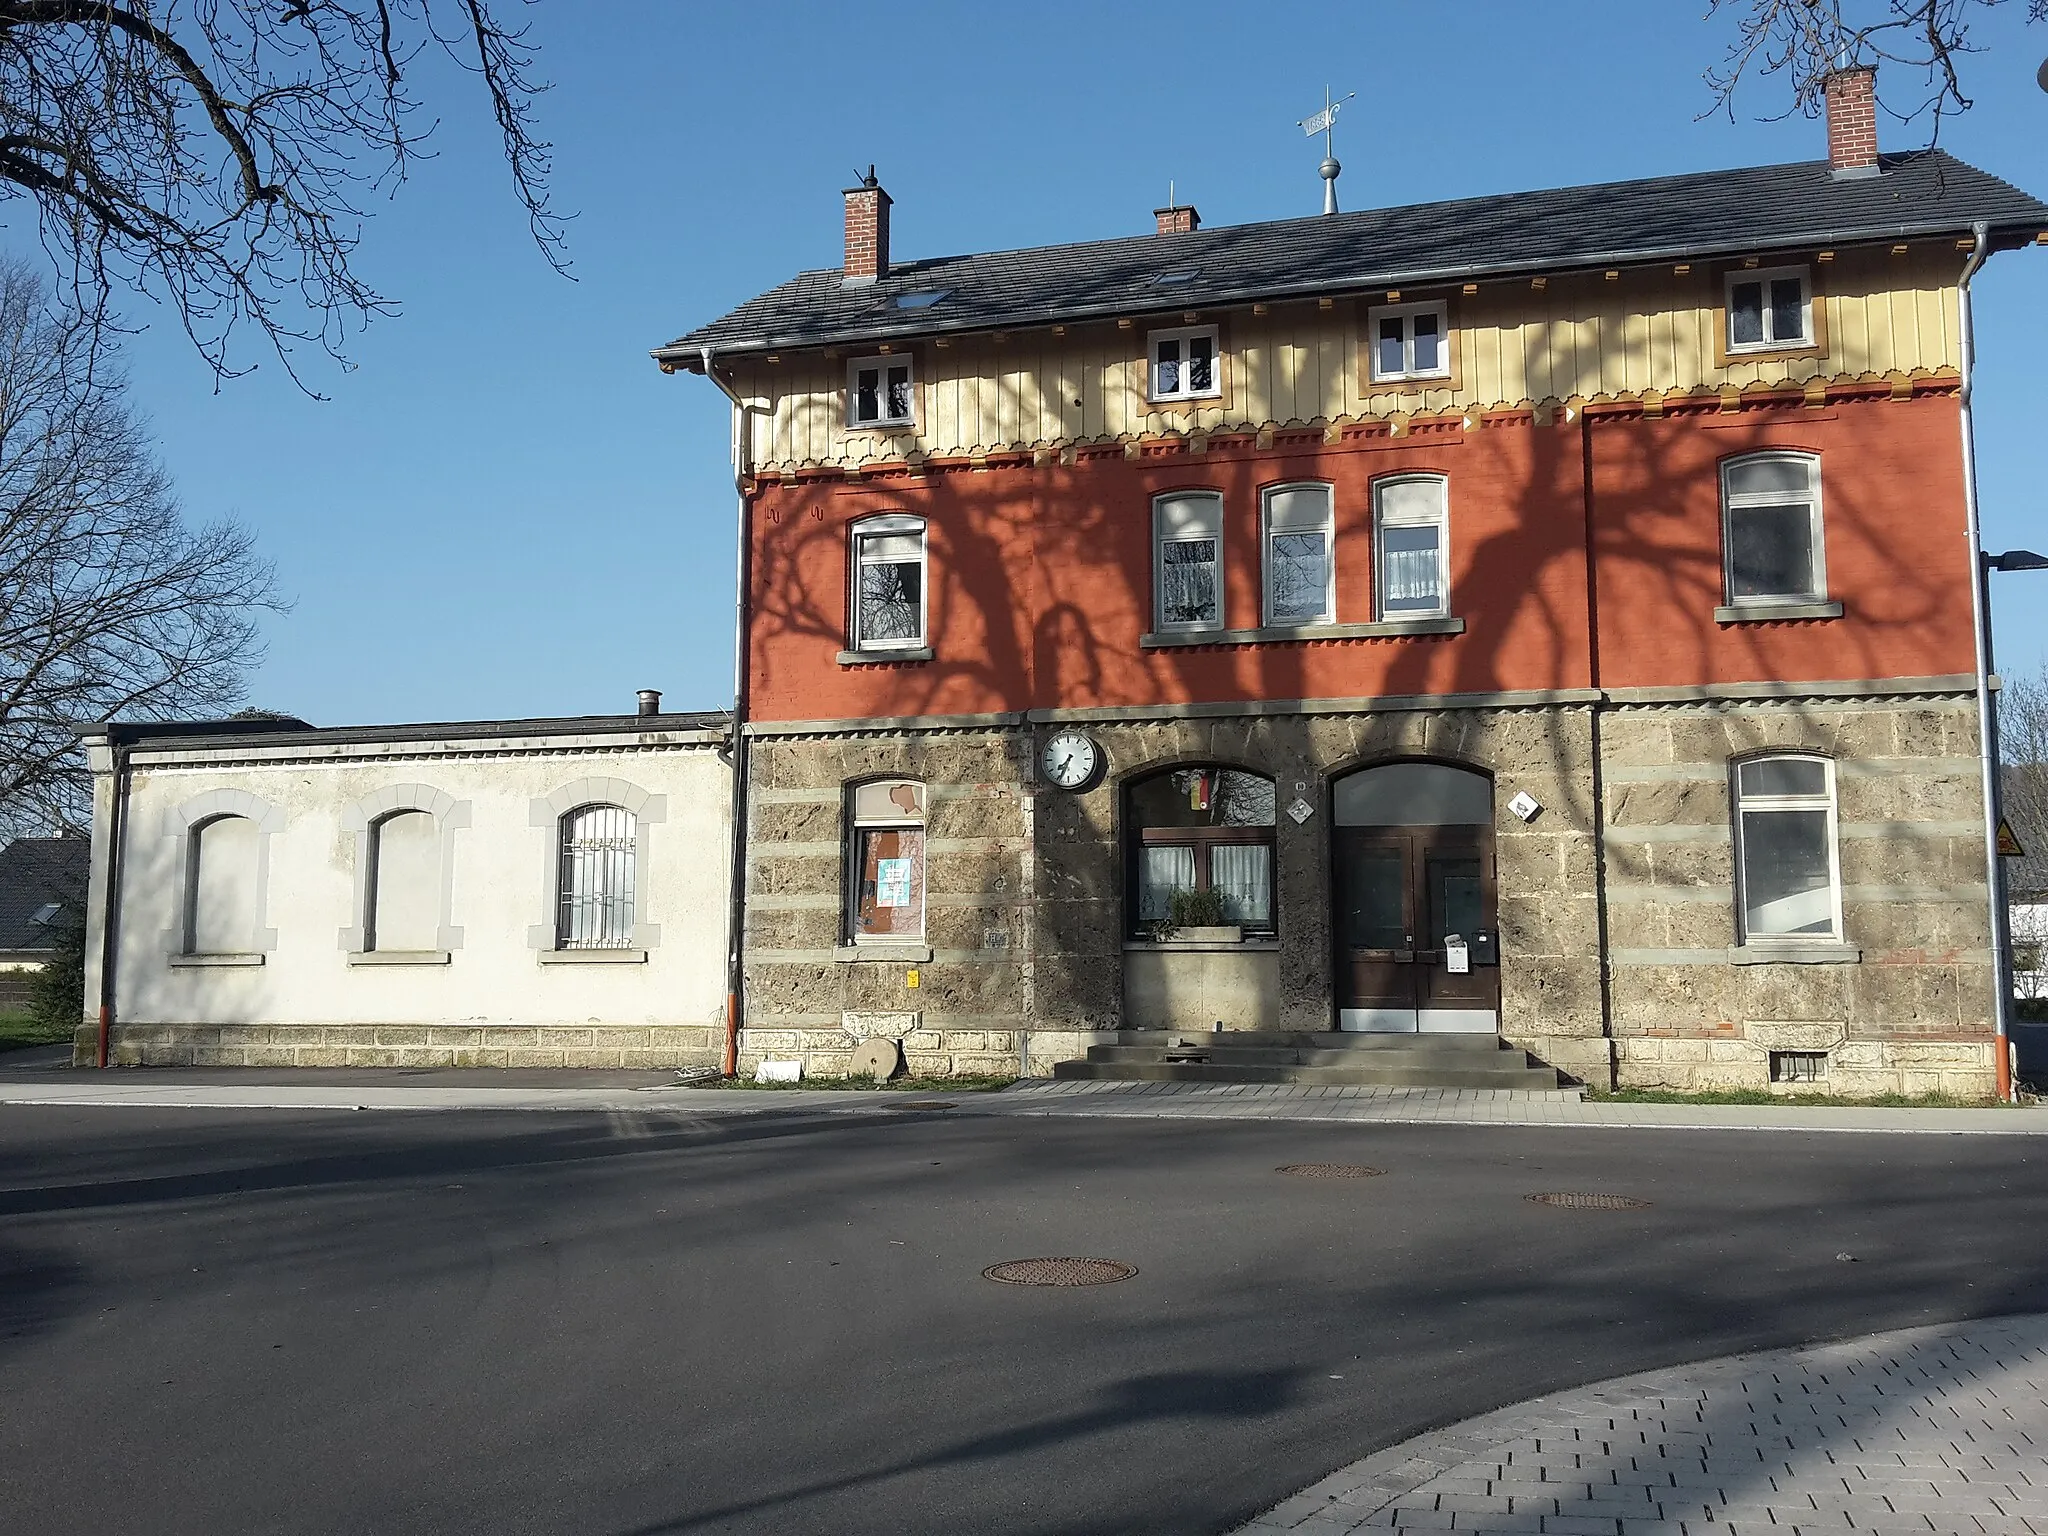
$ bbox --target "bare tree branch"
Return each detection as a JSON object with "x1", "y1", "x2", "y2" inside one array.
[
  {"x1": 1703, "y1": 0, "x2": 2047, "y2": 145},
  {"x1": 0, "y1": 1, "x2": 568, "y2": 390},
  {"x1": 0, "y1": 258, "x2": 283, "y2": 839}
]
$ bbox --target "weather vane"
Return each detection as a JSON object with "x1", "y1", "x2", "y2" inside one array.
[{"x1": 1298, "y1": 86, "x2": 1355, "y2": 215}]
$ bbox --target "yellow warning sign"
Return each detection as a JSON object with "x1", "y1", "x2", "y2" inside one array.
[{"x1": 1998, "y1": 818, "x2": 2027, "y2": 858}]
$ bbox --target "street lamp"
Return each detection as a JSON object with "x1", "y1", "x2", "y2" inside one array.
[{"x1": 1980, "y1": 549, "x2": 2048, "y2": 1099}]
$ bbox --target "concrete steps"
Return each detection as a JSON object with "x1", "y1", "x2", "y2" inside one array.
[{"x1": 1052, "y1": 1031, "x2": 1569, "y2": 1091}]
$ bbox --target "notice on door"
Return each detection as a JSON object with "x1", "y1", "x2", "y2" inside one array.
[
  {"x1": 1444, "y1": 934, "x2": 1470, "y2": 975},
  {"x1": 875, "y1": 858, "x2": 913, "y2": 908}
]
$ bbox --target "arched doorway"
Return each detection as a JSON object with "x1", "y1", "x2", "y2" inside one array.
[{"x1": 1331, "y1": 761, "x2": 1498, "y2": 1033}]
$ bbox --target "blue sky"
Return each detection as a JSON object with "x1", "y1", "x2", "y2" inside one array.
[{"x1": 38, "y1": 1, "x2": 2048, "y2": 726}]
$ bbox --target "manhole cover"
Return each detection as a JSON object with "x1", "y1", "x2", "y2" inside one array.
[
  {"x1": 1526, "y1": 1191, "x2": 1652, "y2": 1210},
  {"x1": 1277, "y1": 1163, "x2": 1383, "y2": 1179},
  {"x1": 983, "y1": 1257, "x2": 1137, "y2": 1287},
  {"x1": 891, "y1": 1099, "x2": 955, "y2": 1111}
]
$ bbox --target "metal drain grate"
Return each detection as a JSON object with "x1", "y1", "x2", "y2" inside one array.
[
  {"x1": 983, "y1": 1257, "x2": 1137, "y2": 1287},
  {"x1": 1277, "y1": 1163, "x2": 1383, "y2": 1179},
  {"x1": 1526, "y1": 1191, "x2": 1652, "y2": 1210}
]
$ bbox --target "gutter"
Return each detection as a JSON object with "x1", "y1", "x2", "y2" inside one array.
[
  {"x1": 94, "y1": 730, "x2": 132, "y2": 1069},
  {"x1": 698, "y1": 345, "x2": 753, "y2": 1079},
  {"x1": 1956, "y1": 218, "x2": 2012, "y2": 1100}
]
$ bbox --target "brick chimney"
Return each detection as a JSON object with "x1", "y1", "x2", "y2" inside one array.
[
  {"x1": 843, "y1": 167, "x2": 891, "y2": 285},
  {"x1": 1154, "y1": 203, "x2": 1199, "y2": 235},
  {"x1": 1824, "y1": 66, "x2": 1880, "y2": 178}
]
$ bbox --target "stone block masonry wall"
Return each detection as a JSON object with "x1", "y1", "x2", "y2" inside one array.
[
  {"x1": 741, "y1": 703, "x2": 1607, "y2": 1081},
  {"x1": 1602, "y1": 689, "x2": 1995, "y2": 1096}
]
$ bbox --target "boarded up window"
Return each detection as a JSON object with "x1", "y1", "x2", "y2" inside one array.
[
  {"x1": 368, "y1": 810, "x2": 439, "y2": 952},
  {"x1": 188, "y1": 815, "x2": 259, "y2": 954}
]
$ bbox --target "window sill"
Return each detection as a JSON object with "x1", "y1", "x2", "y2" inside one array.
[
  {"x1": 1142, "y1": 617, "x2": 1464, "y2": 649},
  {"x1": 169, "y1": 952, "x2": 264, "y2": 968},
  {"x1": 347, "y1": 950, "x2": 451, "y2": 967},
  {"x1": 537, "y1": 949, "x2": 648, "y2": 965},
  {"x1": 1367, "y1": 372, "x2": 1453, "y2": 387},
  {"x1": 1124, "y1": 938, "x2": 1279, "y2": 953},
  {"x1": 1144, "y1": 393, "x2": 1223, "y2": 407},
  {"x1": 845, "y1": 420, "x2": 916, "y2": 433},
  {"x1": 836, "y1": 647, "x2": 933, "y2": 666},
  {"x1": 835, "y1": 943, "x2": 933, "y2": 963},
  {"x1": 1715, "y1": 600, "x2": 1844, "y2": 624},
  {"x1": 1729, "y1": 942, "x2": 1861, "y2": 966}
]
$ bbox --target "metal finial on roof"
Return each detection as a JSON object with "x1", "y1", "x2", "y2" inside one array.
[{"x1": 1299, "y1": 86, "x2": 1354, "y2": 215}]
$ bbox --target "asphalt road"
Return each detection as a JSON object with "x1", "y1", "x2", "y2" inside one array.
[{"x1": 2, "y1": 1104, "x2": 2044, "y2": 1536}]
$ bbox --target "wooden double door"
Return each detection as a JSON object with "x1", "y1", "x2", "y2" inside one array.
[{"x1": 1334, "y1": 826, "x2": 1499, "y2": 1032}]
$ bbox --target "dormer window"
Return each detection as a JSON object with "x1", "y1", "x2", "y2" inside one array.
[
  {"x1": 1726, "y1": 266, "x2": 1811, "y2": 352},
  {"x1": 1148, "y1": 325, "x2": 1220, "y2": 402},
  {"x1": 1368, "y1": 301, "x2": 1450, "y2": 383},
  {"x1": 848, "y1": 354, "x2": 914, "y2": 427}
]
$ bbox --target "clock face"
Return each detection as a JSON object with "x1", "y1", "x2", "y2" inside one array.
[{"x1": 1041, "y1": 730, "x2": 1100, "y2": 790}]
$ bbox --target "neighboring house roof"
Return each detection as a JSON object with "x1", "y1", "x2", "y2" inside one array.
[
  {"x1": 659, "y1": 150, "x2": 2048, "y2": 362},
  {"x1": 0, "y1": 837, "x2": 87, "y2": 954}
]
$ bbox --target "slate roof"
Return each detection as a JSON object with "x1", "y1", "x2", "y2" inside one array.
[
  {"x1": 0, "y1": 837, "x2": 87, "y2": 954},
  {"x1": 658, "y1": 150, "x2": 2048, "y2": 362}
]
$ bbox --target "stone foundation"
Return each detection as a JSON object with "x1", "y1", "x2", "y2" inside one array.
[
  {"x1": 736, "y1": 1024, "x2": 1114, "y2": 1079},
  {"x1": 76, "y1": 1022, "x2": 724, "y2": 1070},
  {"x1": 1615, "y1": 1032, "x2": 1997, "y2": 1097}
]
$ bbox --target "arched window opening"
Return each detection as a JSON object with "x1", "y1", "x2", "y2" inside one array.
[
  {"x1": 557, "y1": 804, "x2": 637, "y2": 950},
  {"x1": 1721, "y1": 452, "x2": 1825, "y2": 606},
  {"x1": 186, "y1": 814, "x2": 259, "y2": 954},
  {"x1": 1126, "y1": 767, "x2": 1276, "y2": 935},
  {"x1": 367, "y1": 809, "x2": 439, "y2": 952},
  {"x1": 849, "y1": 515, "x2": 927, "y2": 653}
]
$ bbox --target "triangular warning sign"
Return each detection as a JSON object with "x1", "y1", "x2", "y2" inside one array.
[{"x1": 1997, "y1": 818, "x2": 2027, "y2": 858}]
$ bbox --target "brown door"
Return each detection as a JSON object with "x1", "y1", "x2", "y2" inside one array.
[{"x1": 1335, "y1": 828, "x2": 1499, "y2": 1032}]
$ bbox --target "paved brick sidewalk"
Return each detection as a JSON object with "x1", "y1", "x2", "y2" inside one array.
[{"x1": 1235, "y1": 1314, "x2": 2048, "y2": 1535}]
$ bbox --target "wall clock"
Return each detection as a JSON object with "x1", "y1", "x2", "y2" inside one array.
[{"x1": 1041, "y1": 729, "x2": 1101, "y2": 791}]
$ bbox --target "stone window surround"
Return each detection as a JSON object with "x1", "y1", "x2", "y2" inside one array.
[
  {"x1": 526, "y1": 777, "x2": 665, "y2": 957},
  {"x1": 338, "y1": 783, "x2": 471, "y2": 963},
  {"x1": 160, "y1": 787, "x2": 283, "y2": 961}
]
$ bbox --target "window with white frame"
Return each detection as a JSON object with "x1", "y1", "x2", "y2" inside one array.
[
  {"x1": 1722, "y1": 452, "x2": 1825, "y2": 605},
  {"x1": 849, "y1": 514, "x2": 927, "y2": 652},
  {"x1": 1373, "y1": 475, "x2": 1449, "y2": 619},
  {"x1": 1733, "y1": 755, "x2": 1842, "y2": 944},
  {"x1": 1262, "y1": 482, "x2": 1334, "y2": 626},
  {"x1": 1368, "y1": 300, "x2": 1450, "y2": 383},
  {"x1": 848, "y1": 779, "x2": 926, "y2": 943},
  {"x1": 556, "y1": 803, "x2": 637, "y2": 950},
  {"x1": 1147, "y1": 324, "x2": 1220, "y2": 402},
  {"x1": 847, "y1": 354, "x2": 915, "y2": 427},
  {"x1": 1725, "y1": 266, "x2": 1811, "y2": 352},
  {"x1": 1154, "y1": 491, "x2": 1224, "y2": 632}
]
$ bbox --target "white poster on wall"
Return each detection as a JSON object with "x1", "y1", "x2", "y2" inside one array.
[
  {"x1": 875, "y1": 857, "x2": 913, "y2": 908},
  {"x1": 1444, "y1": 935, "x2": 1470, "y2": 975}
]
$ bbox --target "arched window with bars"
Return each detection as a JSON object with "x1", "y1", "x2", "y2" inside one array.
[{"x1": 556, "y1": 804, "x2": 638, "y2": 950}]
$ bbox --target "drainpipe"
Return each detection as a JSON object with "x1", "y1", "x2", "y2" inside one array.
[
  {"x1": 701, "y1": 346, "x2": 752, "y2": 1079},
  {"x1": 95, "y1": 731, "x2": 132, "y2": 1068},
  {"x1": 1956, "y1": 219, "x2": 2012, "y2": 1100}
]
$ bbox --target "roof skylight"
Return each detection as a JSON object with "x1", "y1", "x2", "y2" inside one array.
[
  {"x1": 891, "y1": 290, "x2": 950, "y2": 309},
  {"x1": 1151, "y1": 269, "x2": 1201, "y2": 285}
]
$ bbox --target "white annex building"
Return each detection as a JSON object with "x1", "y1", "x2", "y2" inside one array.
[{"x1": 76, "y1": 703, "x2": 734, "y2": 1069}]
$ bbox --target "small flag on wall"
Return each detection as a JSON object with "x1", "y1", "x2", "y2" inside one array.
[
  {"x1": 1998, "y1": 818, "x2": 2027, "y2": 858},
  {"x1": 1189, "y1": 771, "x2": 1212, "y2": 811}
]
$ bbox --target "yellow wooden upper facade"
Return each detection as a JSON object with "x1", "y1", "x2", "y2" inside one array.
[{"x1": 728, "y1": 239, "x2": 1964, "y2": 472}]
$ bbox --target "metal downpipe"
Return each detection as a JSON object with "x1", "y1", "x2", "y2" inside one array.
[{"x1": 702, "y1": 346, "x2": 751, "y2": 1079}]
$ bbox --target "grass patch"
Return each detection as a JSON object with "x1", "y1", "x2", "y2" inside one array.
[
  {"x1": 1585, "y1": 1085, "x2": 2010, "y2": 1109},
  {"x1": 0, "y1": 1011, "x2": 73, "y2": 1054},
  {"x1": 691, "y1": 1073, "x2": 1017, "y2": 1093}
]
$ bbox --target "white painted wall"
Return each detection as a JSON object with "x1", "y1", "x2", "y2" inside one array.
[{"x1": 91, "y1": 723, "x2": 732, "y2": 1029}]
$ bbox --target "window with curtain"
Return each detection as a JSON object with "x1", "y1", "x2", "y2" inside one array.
[
  {"x1": 1721, "y1": 452, "x2": 1825, "y2": 605},
  {"x1": 847, "y1": 354, "x2": 915, "y2": 427},
  {"x1": 848, "y1": 779, "x2": 926, "y2": 942},
  {"x1": 557, "y1": 804, "x2": 637, "y2": 949},
  {"x1": 1126, "y1": 766, "x2": 1277, "y2": 936},
  {"x1": 1733, "y1": 755, "x2": 1841, "y2": 943},
  {"x1": 1154, "y1": 490, "x2": 1224, "y2": 632},
  {"x1": 1374, "y1": 474, "x2": 1449, "y2": 619}
]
